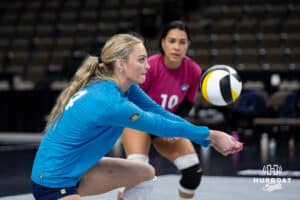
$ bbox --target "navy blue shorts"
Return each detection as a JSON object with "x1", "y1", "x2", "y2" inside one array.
[{"x1": 31, "y1": 181, "x2": 78, "y2": 200}]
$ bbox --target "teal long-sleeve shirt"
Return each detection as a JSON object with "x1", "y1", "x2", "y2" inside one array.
[{"x1": 31, "y1": 80, "x2": 210, "y2": 188}]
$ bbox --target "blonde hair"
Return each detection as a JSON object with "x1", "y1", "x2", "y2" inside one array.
[{"x1": 46, "y1": 33, "x2": 143, "y2": 129}]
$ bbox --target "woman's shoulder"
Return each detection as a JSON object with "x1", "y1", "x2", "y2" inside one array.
[
  {"x1": 147, "y1": 53, "x2": 163, "y2": 64},
  {"x1": 183, "y1": 56, "x2": 201, "y2": 72},
  {"x1": 87, "y1": 80, "x2": 122, "y2": 101}
]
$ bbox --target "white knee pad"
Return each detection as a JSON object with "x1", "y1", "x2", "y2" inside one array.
[
  {"x1": 127, "y1": 153, "x2": 149, "y2": 163},
  {"x1": 173, "y1": 153, "x2": 199, "y2": 170},
  {"x1": 122, "y1": 177, "x2": 157, "y2": 200}
]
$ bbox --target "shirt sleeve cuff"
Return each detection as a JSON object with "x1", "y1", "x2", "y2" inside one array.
[{"x1": 200, "y1": 139, "x2": 211, "y2": 147}]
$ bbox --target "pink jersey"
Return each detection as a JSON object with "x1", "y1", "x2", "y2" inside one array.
[{"x1": 140, "y1": 53, "x2": 202, "y2": 112}]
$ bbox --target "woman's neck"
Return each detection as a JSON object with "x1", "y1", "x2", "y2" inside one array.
[
  {"x1": 110, "y1": 76, "x2": 131, "y2": 93},
  {"x1": 163, "y1": 56, "x2": 181, "y2": 70}
]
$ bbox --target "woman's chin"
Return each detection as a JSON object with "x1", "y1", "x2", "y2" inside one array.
[
  {"x1": 136, "y1": 77, "x2": 146, "y2": 84},
  {"x1": 169, "y1": 55, "x2": 182, "y2": 62}
]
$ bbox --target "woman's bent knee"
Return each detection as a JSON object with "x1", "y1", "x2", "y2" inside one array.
[
  {"x1": 140, "y1": 163, "x2": 155, "y2": 181},
  {"x1": 118, "y1": 161, "x2": 156, "y2": 189},
  {"x1": 130, "y1": 162, "x2": 155, "y2": 184}
]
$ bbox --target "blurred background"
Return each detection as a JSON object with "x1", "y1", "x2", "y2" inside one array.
[{"x1": 0, "y1": 0, "x2": 299, "y2": 197}]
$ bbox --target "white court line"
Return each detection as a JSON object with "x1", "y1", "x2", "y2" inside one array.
[
  {"x1": 0, "y1": 133, "x2": 42, "y2": 144},
  {"x1": 238, "y1": 169, "x2": 300, "y2": 177}
]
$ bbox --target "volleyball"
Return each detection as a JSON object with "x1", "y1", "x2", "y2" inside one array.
[{"x1": 200, "y1": 65, "x2": 242, "y2": 106}]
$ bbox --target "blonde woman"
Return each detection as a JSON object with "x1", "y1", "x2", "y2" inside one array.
[{"x1": 31, "y1": 33, "x2": 243, "y2": 200}]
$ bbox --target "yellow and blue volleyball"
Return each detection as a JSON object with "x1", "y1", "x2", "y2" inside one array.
[{"x1": 200, "y1": 65, "x2": 242, "y2": 106}]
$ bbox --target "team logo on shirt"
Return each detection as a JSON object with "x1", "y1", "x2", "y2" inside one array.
[
  {"x1": 180, "y1": 84, "x2": 189, "y2": 91},
  {"x1": 130, "y1": 113, "x2": 140, "y2": 121}
]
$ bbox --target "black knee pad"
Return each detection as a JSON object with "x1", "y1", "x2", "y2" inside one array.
[{"x1": 179, "y1": 164, "x2": 203, "y2": 190}]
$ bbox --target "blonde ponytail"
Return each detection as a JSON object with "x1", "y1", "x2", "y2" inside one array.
[{"x1": 46, "y1": 56, "x2": 100, "y2": 129}]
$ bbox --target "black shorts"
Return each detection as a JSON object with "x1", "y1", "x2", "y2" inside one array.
[
  {"x1": 150, "y1": 134, "x2": 157, "y2": 140},
  {"x1": 31, "y1": 181, "x2": 78, "y2": 200}
]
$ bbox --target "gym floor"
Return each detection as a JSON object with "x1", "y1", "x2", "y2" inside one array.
[
  {"x1": 0, "y1": 175, "x2": 299, "y2": 200},
  {"x1": 0, "y1": 132, "x2": 299, "y2": 199}
]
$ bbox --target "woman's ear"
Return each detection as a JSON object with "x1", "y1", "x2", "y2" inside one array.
[
  {"x1": 115, "y1": 59, "x2": 125, "y2": 73},
  {"x1": 161, "y1": 39, "x2": 165, "y2": 50}
]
